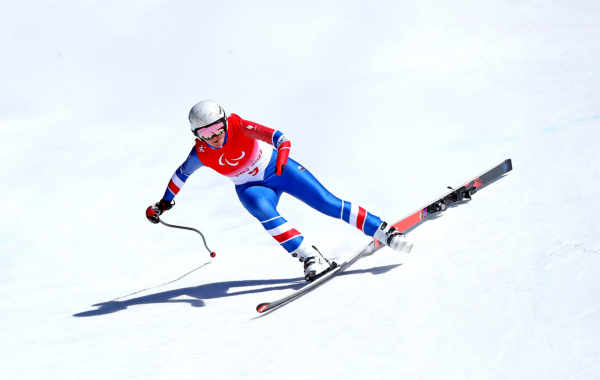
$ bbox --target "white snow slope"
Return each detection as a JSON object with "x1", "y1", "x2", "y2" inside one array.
[{"x1": 1, "y1": 1, "x2": 598, "y2": 379}]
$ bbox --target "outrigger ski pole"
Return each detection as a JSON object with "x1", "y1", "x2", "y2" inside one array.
[{"x1": 159, "y1": 218, "x2": 216, "y2": 258}]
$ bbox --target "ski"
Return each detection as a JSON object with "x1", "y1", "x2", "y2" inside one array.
[
  {"x1": 256, "y1": 241, "x2": 383, "y2": 314},
  {"x1": 375, "y1": 158, "x2": 513, "y2": 247},
  {"x1": 255, "y1": 158, "x2": 512, "y2": 314}
]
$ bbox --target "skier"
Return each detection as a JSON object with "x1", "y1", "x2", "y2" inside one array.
[{"x1": 146, "y1": 100, "x2": 413, "y2": 282}]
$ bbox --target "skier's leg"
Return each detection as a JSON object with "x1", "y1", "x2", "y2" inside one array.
[
  {"x1": 266, "y1": 158, "x2": 412, "y2": 253},
  {"x1": 236, "y1": 182, "x2": 333, "y2": 280},
  {"x1": 269, "y1": 158, "x2": 381, "y2": 236},
  {"x1": 235, "y1": 184, "x2": 305, "y2": 253}
]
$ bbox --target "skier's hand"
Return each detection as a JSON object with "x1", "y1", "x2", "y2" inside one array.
[
  {"x1": 145, "y1": 199, "x2": 175, "y2": 224},
  {"x1": 275, "y1": 140, "x2": 291, "y2": 175}
]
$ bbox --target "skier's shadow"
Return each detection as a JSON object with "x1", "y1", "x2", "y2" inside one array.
[{"x1": 73, "y1": 264, "x2": 401, "y2": 317}]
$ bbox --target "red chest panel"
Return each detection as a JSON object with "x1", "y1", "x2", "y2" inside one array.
[{"x1": 194, "y1": 115, "x2": 261, "y2": 177}]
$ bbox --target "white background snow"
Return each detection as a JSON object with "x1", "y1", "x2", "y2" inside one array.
[{"x1": 0, "y1": 1, "x2": 598, "y2": 379}]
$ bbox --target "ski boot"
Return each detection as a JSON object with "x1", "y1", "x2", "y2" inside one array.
[
  {"x1": 290, "y1": 244, "x2": 337, "y2": 282},
  {"x1": 374, "y1": 222, "x2": 413, "y2": 253}
]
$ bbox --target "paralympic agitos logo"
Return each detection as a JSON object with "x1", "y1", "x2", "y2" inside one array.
[{"x1": 219, "y1": 152, "x2": 245, "y2": 166}]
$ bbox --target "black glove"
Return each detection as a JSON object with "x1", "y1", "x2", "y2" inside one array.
[{"x1": 146, "y1": 200, "x2": 175, "y2": 224}]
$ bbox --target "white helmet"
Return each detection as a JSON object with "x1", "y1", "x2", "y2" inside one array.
[{"x1": 188, "y1": 100, "x2": 228, "y2": 140}]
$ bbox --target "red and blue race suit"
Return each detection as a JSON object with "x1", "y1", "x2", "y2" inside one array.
[{"x1": 162, "y1": 114, "x2": 383, "y2": 253}]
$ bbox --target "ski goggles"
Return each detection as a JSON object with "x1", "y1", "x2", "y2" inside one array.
[{"x1": 193, "y1": 119, "x2": 227, "y2": 141}]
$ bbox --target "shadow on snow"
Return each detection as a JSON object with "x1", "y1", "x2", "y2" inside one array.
[{"x1": 73, "y1": 264, "x2": 401, "y2": 317}]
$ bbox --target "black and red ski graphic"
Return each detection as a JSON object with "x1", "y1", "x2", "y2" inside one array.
[{"x1": 375, "y1": 158, "x2": 513, "y2": 247}]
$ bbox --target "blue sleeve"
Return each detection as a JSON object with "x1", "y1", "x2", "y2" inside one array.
[
  {"x1": 272, "y1": 130, "x2": 288, "y2": 148},
  {"x1": 162, "y1": 147, "x2": 204, "y2": 201}
]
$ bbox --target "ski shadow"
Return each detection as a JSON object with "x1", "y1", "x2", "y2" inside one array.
[
  {"x1": 73, "y1": 264, "x2": 401, "y2": 317},
  {"x1": 339, "y1": 263, "x2": 401, "y2": 277}
]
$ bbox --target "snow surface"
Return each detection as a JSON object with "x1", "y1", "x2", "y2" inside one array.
[{"x1": 0, "y1": 1, "x2": 598, "y2": 379}]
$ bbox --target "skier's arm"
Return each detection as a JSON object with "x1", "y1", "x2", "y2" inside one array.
[
  {"x1": 162, "y1": 147, "x2": 205, "y2": 201},
  {"x1": 239, "y1": 118, "x2": 290, "y2": 175},
  {"x1": 146, "y1": 148, "x2": 204, "y2": 224}
]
